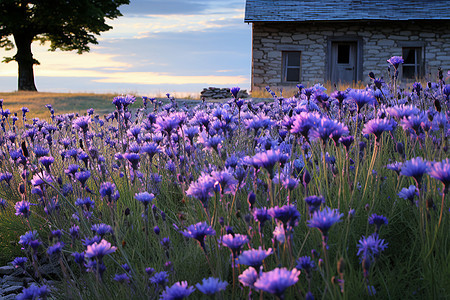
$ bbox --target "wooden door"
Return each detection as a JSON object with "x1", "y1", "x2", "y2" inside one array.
[{"x1": 331, "y1": 42, "x2": 357, "y2": 83}]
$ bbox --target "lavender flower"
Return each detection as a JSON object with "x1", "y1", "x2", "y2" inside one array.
[
  {"x1": 347, "y1": 90, "x2": 376, "y2": 113},
  {"x1": 268, "y1": 205, "x2": 301, "y2": 230},
  {"x1": 304, "y1": 195, "x2": 325, "y2": 214},
  {"x1": 186, "y1": 173, "x2": 216, "y2": 209},
  {"x1": 12, "y1": 257, "x2": 28, "y2": 269},
  {"x1": 75, "y1": 170, "x2": 91, "y2": 187},
  {"x1": 150, "y1": 271, "x2": 169, "y2": 287},
  {"x1": 114, "y1": 273, "x2": 130, "y2": 284},
  {"x1": 73, "y1": 116, "x2": 91, "y2": 133},
  {"x1": 253, "y1": 268, "x2": 300, "y2": 298},
  {"x1": 362, "y1": 118, "x2": 396, "y2": 141},
  {"x1": 99, "y1": 182, "x2": 120, "y2": 203},
  {"x1": 251, "y1": 149, "x2": 289, "y2": 179}
]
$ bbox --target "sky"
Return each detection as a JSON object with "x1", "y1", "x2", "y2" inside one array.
[{"x1": 0, "y1": 0, "x2": 251, "y2": 97}]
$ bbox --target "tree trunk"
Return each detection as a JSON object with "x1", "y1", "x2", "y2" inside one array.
[{"x1": 13, "y1": 33, "x2": 37, "y2": 91}]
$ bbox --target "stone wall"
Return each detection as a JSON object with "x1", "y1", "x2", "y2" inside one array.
[{"x1": 251, "y1": 20, "x2": 450, "y2": 90}]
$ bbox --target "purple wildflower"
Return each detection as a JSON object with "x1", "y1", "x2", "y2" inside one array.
[
  {"x1": 400, "y1": 157, "x2": 430, "y2": 187},
  {"x1": 239, "y1": 267, "x2": 259, "y2": 288},
  {"x1": 186, "y1": 173, "x2": 216, "y2": 209},
  {"x1": 363, "y1": 118, "x2": 396, "y2": 141},
  {"x1": 99, "y1": 182, "x2": 120, "y2": 203},
  {"x1": 149, "y1": 271, "x2": 169, "y2": 287},
  {"x1": 196, "y1": 277, "x2": 228, "y2": 295},
  {"x1": 85, "y1": 239, "x2": 117, "y2": 261},
  {"x1": 15, "y1": 200, "x2": 31, "y2": 218},
  {"x1": 220, "y1": 234, "x2": 249, "y2": 258},
  {"x1": 304, "y1": 196, "x2": 325, "y2": 214},
  {"x1": 135, "y1": 191, "x2": 155, "y2": 207},
  {"x1": 47, "y1": 242, "x2": 64, "y2": 256},
  {"x1": 72, "y1": 116, "x2": 91, "y2": 133},
  {"x1": 429, "y1": 159, "x2": 450, "y2": 192},
  {"x1": 75, "y1": 170, "x2": 91, "y2": 187},
  {"x1": 160, "y1": 281, "x2": 195, "y2": 300},
  {"x1": 308, "y1": 207, "x2": 343, "y2": 238},
  {"x1": 181, "y1": 221, "x2": 216, "y2": 252},
  {"x1": 16, "y1": 284, "x2": 49, "y2": 300},
  {"x1": 114, "y1": 273, "x2": 130, "y2": 284},
  {"x1": 251, "y1": 149, "x2": 289, "y2": 179},
  {"x1": 12, "y1": 257, "x2": 28, "y2": 269},
  {"x1": 368, "y1": 214, "x2": 388, "y2": 232},
  {"x1": 295, "y1": 256, "x2": 316, "y2": 276},
  {"x1": 211, "y1": 169, "x2": 238, "y2": 195},
  {"x1": 268, "y1": 204, "x2": 301, "y2": 230},
  {"x1": 386, "y1": 162, "x2": 403, "y2": 176},
  {"x1": 91, "y1": 223, "x2": 113, "y2": 237},
  {"x1": 357, "y1": 233, "x2": 388, "y2": 268},
  {"x1": 236, "y1": 247, "x2": 273, "y2": 269},
  {"x1": 387, "y1": 56, "x2": 404, "y2": 69},
  {"x1": 253, "y1": 268, "x2": 300, "y2": 298},
  {"x1": 347, "y1": 90, "x2": 376, "y2": 113}
]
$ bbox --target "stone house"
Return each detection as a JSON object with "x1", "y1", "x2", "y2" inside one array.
[{"x1": 244, "y1": 0, "x2": 450, "y2": 90}]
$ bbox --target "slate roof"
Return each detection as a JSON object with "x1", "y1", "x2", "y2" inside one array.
[{"x1": 245, "y1": 0, "x2": 450, "y2": 22}]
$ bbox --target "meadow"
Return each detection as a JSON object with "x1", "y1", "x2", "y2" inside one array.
[{"x1": 0, "y1": 58, "x2": 449, "y2": 299}]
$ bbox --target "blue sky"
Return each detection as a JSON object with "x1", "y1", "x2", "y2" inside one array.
[{"x1": 0, "y1": 0, "x2": 251, "y2": 96}]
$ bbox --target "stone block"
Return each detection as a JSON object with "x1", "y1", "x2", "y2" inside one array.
[
  {"x1": 281, "y1": 37, "x2": 293, "y2": 43},
  {"x1": 419, "y1": 32, "x2": 435, "y2": 38}
]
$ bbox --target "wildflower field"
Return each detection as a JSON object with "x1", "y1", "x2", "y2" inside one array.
[{"x1": 0, "y1": 58, "x2": 449, "y2": 299}]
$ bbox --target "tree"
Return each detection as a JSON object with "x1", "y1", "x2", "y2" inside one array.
[{"x1": 0, "y1": 0, "x2": 129, "y2": 91}]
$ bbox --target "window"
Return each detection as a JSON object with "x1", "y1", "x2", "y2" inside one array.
[
  {"x1": 402, "y1": 47, "x2": 423, "y2": 79},
  {"x1": 282, "y1": 51, "x2": 301, "y2": 82}
]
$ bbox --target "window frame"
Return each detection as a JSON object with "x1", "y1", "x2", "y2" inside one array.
[
  {"x1": 402, "y1": 47, "x2": 423, "y2": 80},
  {"x1": 282, "y1": 51, "x2": 301, "y2": 83}
]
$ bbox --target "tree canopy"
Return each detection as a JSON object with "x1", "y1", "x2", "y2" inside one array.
[{"x1": 0, "y1": 0, "x2": 130, "y2": 91}]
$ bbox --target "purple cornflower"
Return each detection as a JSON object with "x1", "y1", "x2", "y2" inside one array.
[
  {"x1": 347, "y1": 90, "x2": 376, "y2": 113},
  {"x1": 186, "y1": 173, "x2": 216, "y2": 209},
  {"x1": 308, "y1": 207, "x2": 343, "y2": 239},
  {"x1": 34, "y1": 145, "x2": 49, "y2": 158},
  {"x1": 211, "y1": 169, "x2": 238, "y2": 195},
  {"x1": 400, "y1": 157, "x2": 430, "y2": 187},
  {"x1": 273, "y1": 222, "x2": 286, "y2": 244},
  {"x1": 387, "y1": 56, "x2": 404, "y2": 69},
  {"x1": 362, "y1": 118, "x2": 396, "y2": 141},
  {"x1": 91, "y1": 223, "x2": 113, "y2": 237},
  {"x1": 290, "y1": 112, "x2": 321, "y2": 141},
  {"x1": 0, "y1": 198, "x2": 7, "y2": 211},
  {"x1": 75, "y1": 197, "x2": 95, "y2": 210},
  {"x1": 368, "y1": 214, "x2": 388, "y2": 232},
  {"x1": 123, "y1": 152, "x2": 140, "y2": 170},
  {"x1": 72, "y1": 116, "x2": 91, "y2": 133},
  {"x1": 239, "y1": 267, "x2": 259, "y2": 288},
  {"x1": 114, "y1": 273, "x2": 130, "y2": 284},
  {"x1": 39, "y1": 156, "x2": 54, "y2": 171},
  {"x1": 386, "y1": 104, "x2": 419, "y2": 119},
  {"x1": 140, "y1": 142, "x2": 162, "y2": 160},
  {"x1": 253, "y1": 207, "x2": 272, "y2": 229},
  {"x1": 149, "y1": 271, "x2": 169, "y2": 287},
  {"x1": 155, "y1": 115, "x2": 181, "y2": 136},
  {"x1": 65, "y1": 164, "x2": 79, "y2": 177},
  {"x1": 400, "y1": 113, "x2": 427, "y2": 134},
  {"x1": 198, "y1": 133, "x2": 223, "y2": 153},
  {"x1": 429, "y1": 159, "x2": 450, "y2": 192},
  {"x1": 135, "y1": 191, "x2": 155, "y2": 207},
  {"x1": 72, "y1": 252, "x2": 85, "y2": 265},
  {"x1": 251, "y1": 149, "x2": 289, "y2": 179},
  {"x1": 268, "y1": 205, "x2": 301, "y2": 230},
  {"x1": 196, "y1": 277, "x2": 228, "y2": 295},
  {"x1": 15, "y1": 200, "x2": 31, "y2": 218},
  {"x1": 160, "y1": 281, "x2": 195, "y2": 300},
  {"x1": 310, "y1": 117, "x2": 349, "y2": 145},
  {"x1": 85, "y1": 239, "x2": 117, "y2": 261},
  {"x1": 19, "y1": 230, "x2": 40, "y2": 250},
  {"x1": 16, "y1": 284, "x2": 49, "y2": 300},
  {"x1": 99, "y1": 182, "x2": 120, "y2": 203},
  {"x1": 330, "y1": 90, "x2": 347, "y2": 106},
  {"x1": 47, "y1": 242, "x2": 64, "y2": 256},
  {"x1": 304, "y1": 195, "x2": 325, "y2": 214},
  {"x1": 386, "y1": 162, "x2": 403, "y2": 176},
  {"x1": 181, "y1": 221, "x2": 216, "y2": 252},
  {"x1": 236, "y1": 247, "x2": 273, "y2": 269},
  {"x1": 12, "y1": 257, "x2": 28, "y2": 269},
  {"x1": 295, "y1": 256, "x2": 316, "y2": 276},
  {"x1": 75, "y1": 170, "x2": 91, "y2": 187},
  {"x1": 253, "y1": 268, "x2": 300, "y2": 298},
  {"x1": 220, "y1": 234, "x2": 249, "y2": 258},
  {"x1": 231, "y1": 86, "x2": 240, "y2": 98},
  {"x1": 357, "y1": 233, "x2": 388, "y2": 270},
  {"x1": 112, "y1": 94, "x2": 136, "y2": 110},
  {"x1": 70, "y1": 225, "x2": 80, "y2": 240}
]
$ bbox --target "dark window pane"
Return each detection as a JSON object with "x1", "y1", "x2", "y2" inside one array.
[
  {"x1": 338, "y1": 44, "x2": 350, "y2": 64},
  {"x1": 286, "y1": 68, "x2": 300, "y2": 82},
  {"x1": 403, "y1": 66, "x2": 416, "y2": 79},
  {"x1": 403, "y1": 48, "x2": 416, "y2": 64},
  {"x1": 287, "y1": 52, "x2": 300, "y2": 66}
]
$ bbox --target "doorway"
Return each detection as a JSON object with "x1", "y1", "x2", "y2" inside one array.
[{"x1": 330, "y1": 42, "x2": 358, "y2": 83}]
